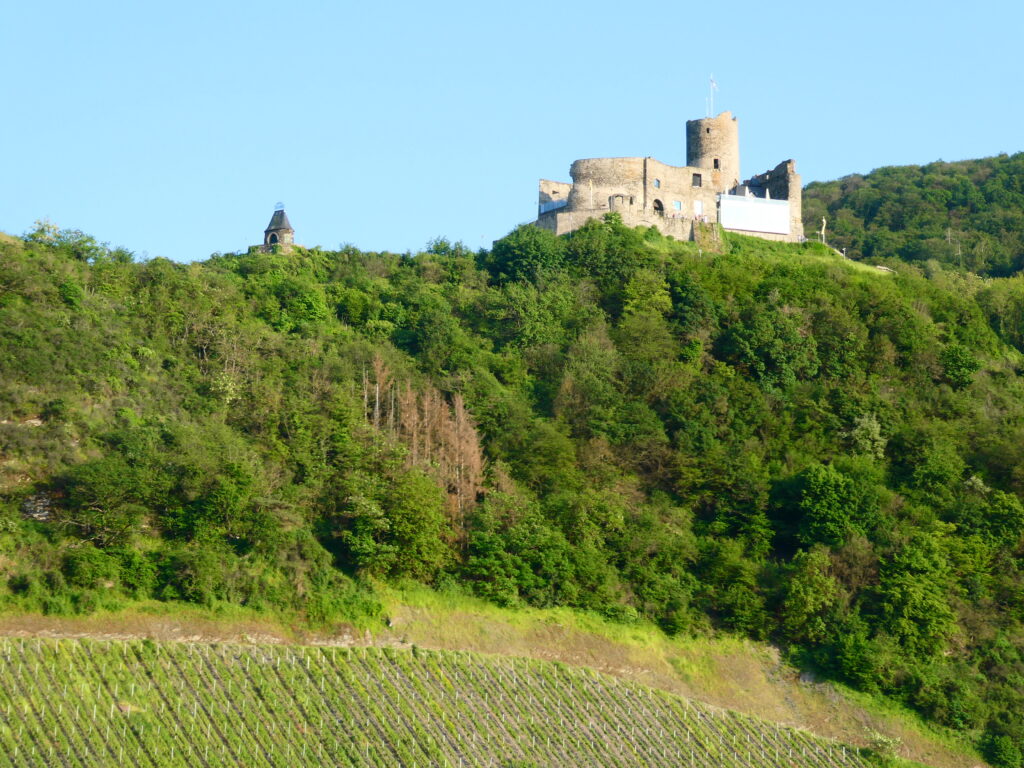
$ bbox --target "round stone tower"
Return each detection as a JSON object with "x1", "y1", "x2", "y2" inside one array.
[
  {"x1": 264, "y1": 205, "x2": 295, "y2": 248},
  {"x1": 686, "y1": 111, "x2": 740, "y2": 193}
]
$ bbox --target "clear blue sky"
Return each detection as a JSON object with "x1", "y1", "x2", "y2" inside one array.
[{"x1": 2, "y1": 0, "x2": 1021, "y2": 262}]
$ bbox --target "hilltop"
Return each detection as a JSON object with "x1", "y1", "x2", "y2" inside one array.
[
  {"x1": 4, "y1": 212, "x2": 1024, "y2": 765},
  {"x1": 803, "y1": 152, "x2": 1024, "y2": 275}
]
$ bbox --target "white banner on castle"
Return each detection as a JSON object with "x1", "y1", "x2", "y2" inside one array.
[{"x1": 719, "y1": 195, "x2": 790, "y2": 235}]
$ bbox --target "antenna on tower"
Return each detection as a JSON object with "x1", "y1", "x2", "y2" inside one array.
[{"x1": 274, "y1": 201, "x2": 285, "y2": 212}]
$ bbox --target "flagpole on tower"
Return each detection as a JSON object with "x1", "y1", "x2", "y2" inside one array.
[{"x1": 708, "y1": 74, "x2": 719, "y2": 117}]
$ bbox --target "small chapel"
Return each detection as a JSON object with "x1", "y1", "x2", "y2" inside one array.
[{"x1": 258, "y1": 205, "x2": 297, "y2": 253}]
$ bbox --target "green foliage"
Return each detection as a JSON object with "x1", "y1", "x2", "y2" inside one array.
[
  {"x1": 115, "y1": 548, "x2": 158, "y2": 598},
  {"x1": 267, "y1": 276, "x2": 330, "y2": 331},
  {"x1": 483, "y1": 223, "x2": 565, "y2": 282},
  {"x1": 781, "y1": 546, "x2": 840, "y2": 643},
  {"x1": 62, "y1": 544, "x2": 121, "y2": 588},
  {"x1": 717, "y1": 305, "x2": 819, "y2": 394},
  {"x1": 865, "y1": 730, "x2": 903, "y2": 767},
  {"x1": 24, "y1": 219, "x2": 111, "y2": 262},
  {"x1": 795, "y1": 464, "x2": 858, "y2": 548},
  {"x1": 981, "y1": 489, "x2": 1024, "y2": 546},
  {"x1": 4, "y1": 200, "x2": 1024, "y2": 755},
  {"x1": 803, "y1": 153, "x2": 1024, "y2": 276},
  {"x1": 875, "y1": 528, "x2": 956, "y2": 657},
  {"x1": 58, "y1": 278, "x2": 84, "y2": 307},
  {"x1": 57, "y1": 455, "x2": 148, "y2": 547},
  {"x1": 939, "y1": 342, "x2": 980, "y2": 389},
  {"x1": 984, "y1": 732, "x2": 1024, "y2": 768},
  {"x1": 330, "y1": 463, "x2": 451, "y2": 582}
]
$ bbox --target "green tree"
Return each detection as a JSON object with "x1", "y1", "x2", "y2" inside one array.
[
  {"x1": 717, "y1": 307, "x2": 819, "y2": 394},
  {"x1": 334, "y1": 468, "x2": 450, "y2": 582},
  {"x1": 781, "y1": 546, "x2": 841, "y2": 644},
  {"x1": 875, "y1": 529, "x2": 956, "y2": 657},
  {"x1": 983, "y1": 732, "x2": 1023, "y2": 768},
  {"x1": 939, "y1": 342, "x2": 981, "y2": 389},
  {"x1": 485, "y1": 224, "x2": 565, "y2": 283},
  {"x1": 58, "y1": 456, "x2": 148, "y2": 547},
  {"x1": 796, "y1": 464, "x2": 857, "y2": 548}
]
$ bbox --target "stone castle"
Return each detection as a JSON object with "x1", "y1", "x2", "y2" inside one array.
[{"x1": 535, "y1": 111, "x2": 804, "y2": 243}]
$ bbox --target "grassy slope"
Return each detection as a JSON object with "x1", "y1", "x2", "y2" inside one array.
[
  {"x1": 0, "y1": 592, "x2": 984, "y2": 768},
  {"x1": 378, "y1": 588, "x2": 981, "y2": 768}
]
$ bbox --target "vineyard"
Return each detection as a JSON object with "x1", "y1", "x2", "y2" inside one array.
[{"x1": 0, "y1": 637, "x2": 880, "y2": 768}]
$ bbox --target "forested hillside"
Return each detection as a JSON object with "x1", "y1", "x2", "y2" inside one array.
[
  {"x1": 803, "y1": 153, "x2": 1024, "y2": 276},
  {"x1": 3, "y1": 214, "x2": 1024, "y2": 765}
]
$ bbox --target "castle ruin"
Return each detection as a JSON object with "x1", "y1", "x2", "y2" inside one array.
[{"x1": 535, "y1": 111, "x2": 803, "y2": 243}]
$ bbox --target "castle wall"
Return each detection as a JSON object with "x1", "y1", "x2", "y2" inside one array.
[
  {"x1": 567, "y1": 158, "x2": 647, "y2": 212},
  {"x1": 539, "y1": 179, "x2": 572, "y2": 215},
  {"x1": 562, "y1": 157, "x2": 720, "y2": 223},
  {"x1": 642, "y1": 157, "x2": 721, "y2": 220},
  {"x1": 534, "y1": 111, "x2": 803, "y2": 244},
  {"x1": 536, "y1": 207, "x2": 694, "y2": 240}
]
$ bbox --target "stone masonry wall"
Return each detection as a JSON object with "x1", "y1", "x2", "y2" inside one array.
[
  {"x1": 539, "y1": 179, "x2": 573, "y2": 211},
  {"x1": 685, "y1": 111, "x2": 741, "y2": 193},
  {"x1": 536, "y1": 207, "x2": 693, "y2": 239},
  {"x1": 534, "y1": 111, "x2": 802, "y2": 243},
  {"x1": 565, "y1": 157, "x2": 720, "y2": 223},
  {"x1": 642, "y1": 157, "x2": 721, "y2": 220},
  {"x1": 567, "y1": 158, "x2": 647, "y2": 212}
]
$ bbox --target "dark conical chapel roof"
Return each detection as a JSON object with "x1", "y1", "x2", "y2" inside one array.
[{"x1": 265, "y1": 209, "x2": 293, "y2": 233}]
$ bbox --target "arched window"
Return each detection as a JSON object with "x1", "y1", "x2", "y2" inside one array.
[
  {"x1": 653, "y1": 199, "x2": 664, "y2": 216},
  {"x1": 269, "y1": 233, "x2": 279, "y2": 244}
]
